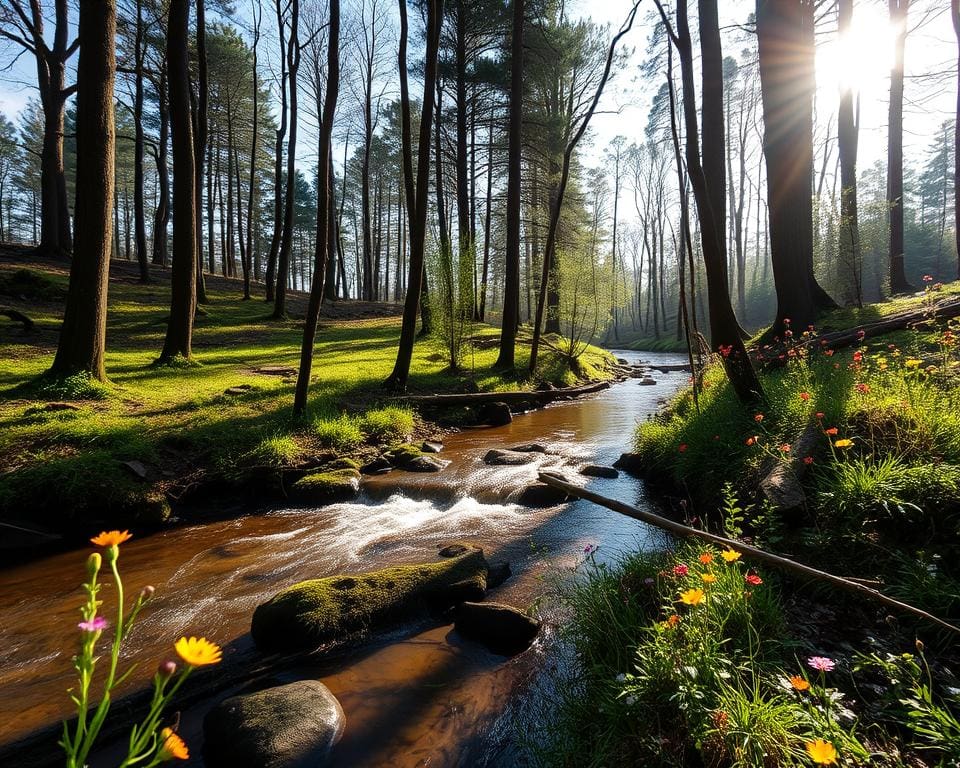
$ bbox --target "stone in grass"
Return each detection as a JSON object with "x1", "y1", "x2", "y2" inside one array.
[
  {"x1": 483, "y1": 449, "x2": 538, "y2": 466},
  {"x1": 224, "y1": 384, "x2": 254, "y2": 396},
  {"x1": 251, "y1": 544, "x2": 489, "y2": 653},
  {"x1": 453, "y1": 602, "x2": 540, "y2": 656},
  {"x1": 290, "y1": 469, "x2": 360, "y2": 503},
  {"x1": 203, "y1": 680, "x2": 344, "y2": 768},
  {"x1": 580, "y1": 465, "x2": 619, "y2": 479}
]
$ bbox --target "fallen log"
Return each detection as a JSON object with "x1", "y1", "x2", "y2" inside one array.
[
  {"x1": 395, "y1": 379, "x2": 612, "y2": 407},
  {"x1": 812, "y1": 297, "x2": 960, "y2": 351},
  {"x1": 537, "y1": 471, "x2": 960, "y2": 637},
  {"x1": 1, "y1": 307, "x2": 34, "y2": 330}
]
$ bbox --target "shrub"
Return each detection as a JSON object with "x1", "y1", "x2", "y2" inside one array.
[
  {"x1": 247, "y1": 434, "x2": 300, "y2": 467},
  {"x1": 359, "y1": 406, "x2": 414, "y2": 442},
  {"x1": 313, "y1": 414, "x2": 363, "y2": 451}
]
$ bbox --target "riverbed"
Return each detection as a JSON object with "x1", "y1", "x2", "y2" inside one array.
[{"x1": 0, "y1": 350, "x2": 686, "y2": 766}]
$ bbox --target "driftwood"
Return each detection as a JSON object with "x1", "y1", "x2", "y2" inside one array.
[
  {"x1": 1, "y1": 307, "x2": 34, "y2": 330},
  {"x1": 537, "y1": 471, "x2": 960, "y2": 637},
  {"x1": 396, "y1": 379, "x2": 612, "y2": 407},
  {"x1": 813, "y1": 297, "x2": 960, "y2": 351}
]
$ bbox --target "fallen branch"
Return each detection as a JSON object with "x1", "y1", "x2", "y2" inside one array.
[
  {"x1": 813, "y1": 297, "x2": 960, "y2": 351},
  {"x1": 395, "y1": 379, "x2": 612, "y2": 407},
  {"x1": 537, "y1": 471, "x2": 960, "y2": 637},
  {"x1": 1, "y1": 307, "x2": 34, "y2": 330}
]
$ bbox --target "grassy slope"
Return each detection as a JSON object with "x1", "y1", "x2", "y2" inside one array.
[{"x1": 0, "y1": 249, "x2": 612, "y2": 530}]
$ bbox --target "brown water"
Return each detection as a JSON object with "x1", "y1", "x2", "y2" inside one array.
[{"x1": 0, "y1": 350, "x2": 686, "y2": 767}]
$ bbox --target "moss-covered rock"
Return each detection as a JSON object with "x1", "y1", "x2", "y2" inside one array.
[
  {"x1": 384, "y1": 443, "x2": 423, "y2": 466},
  {"x1": 327, "y1": 457, "x2": 360, "y2": 471},
  {"x1": 290, "y1": 469, "x2": 360, "y2": 503},
  {"x1": 251, "y1": 544, "x2": 489, "y2": 653}
]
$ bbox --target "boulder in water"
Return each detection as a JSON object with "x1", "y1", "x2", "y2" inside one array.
[
  {"x1": 421, "y1": 440, "x2": 444, "y2": 453},
  {"x1": 291, "y1": 469, "x2": 360, "y2": 503},
  {"x1": 403, "y1": 455, "x2": 444, "y2": 472},
  {"x1": 483, "y1": 448, "x2": 537, "y2": 466},
  {"x1": 613, "y1": 452, "x2": 646, "y2": 476},
  {"x1": 360, "y1": 457, "x2": 392, "y2": 475},
  {"x1": 251, "y1": 544, "x2": 489, "y2": 653},
  {"x1": 203, "y1": 680, "x2": 344, "y2": 768},
  {"x1": 487, "y1": 560, "x2": 512, "y2": 589},
  {"x1": 580, "y1": 465, "x2": 619, "y2": 479},
  {"x1": 510, "y1": 443, "x2": 548, "y2": 453},
  {"x1": 479, "y1": 401, "x2": 512, "y2": 426},
  {"x1": 454, "y1": 601, "x2": 540, "y2": 656},
  {"x1": 516, "y1": 482, "x2": 570, "y2": 508}
]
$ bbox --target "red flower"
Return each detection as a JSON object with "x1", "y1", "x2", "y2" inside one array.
[
  {"x1": 853, "y1": 351, "x2": 863, "y2": 363},
  {"x1": 754, "y1": 413, "x2": 764, "y2": 423},
  {"x1": 678, "y1": 443, "x2": 688, "y2": 453},
  {"x1": 856, "y1": 330, "x2": 866, "y2": 340},
  {"x1": 825, "y1": 427, "x2": 838, "y2": 436},
  {"x1": 856, "y1": 383, "x2": 870, "y2": 394},
  {"x1": 799, "y1": 392, "x2": 810, "y2": 402},
  {"x1": 745, "y1": 573, "x2": 763, "y2": 586},
  {"x1": 746, "y1": 436, "x2": 758, "y2": 447},
  {"x1": 803, "y1": 456, "x2": 814, "y2": 465},
  {"x1": 780, "y1": 444, "x2": 791, "y2": 453},
  {"x1": 815, "y1": 412, "x2": 824, "y2": 420},
  {"x1": 923, "y1": 274, "x2": 933, "y2": 282}
]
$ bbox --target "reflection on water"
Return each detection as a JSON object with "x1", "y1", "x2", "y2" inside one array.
[{"x1": 0, "y1": 350, "x2": 686, "y2": 766}]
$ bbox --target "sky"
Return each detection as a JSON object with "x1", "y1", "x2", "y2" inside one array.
[{"x1": 0, "y1": 0, "x2": 955, "y2": 184}]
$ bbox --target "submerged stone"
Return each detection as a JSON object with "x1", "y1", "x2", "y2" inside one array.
[
  {"x1": 580, "y1": 465, "x2": 619, "y2": 479},
  {"x1": 454, "y1": 601, "x2": 540, "y2": 656},
  {"x1": 483, "y1": 449, "x2": 538, "y2": 466}
]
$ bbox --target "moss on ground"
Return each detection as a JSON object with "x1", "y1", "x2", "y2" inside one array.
[
  {"x1": 0, "y1": 253, "x2": 613, "y2": 529},
  {"x1": 250, "y1": 544, "x2": 489, "y2": 653}
]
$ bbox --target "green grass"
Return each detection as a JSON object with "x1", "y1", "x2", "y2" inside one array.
[{"x1": 0, "y1": 257, "x2": 614, "y2": 529}]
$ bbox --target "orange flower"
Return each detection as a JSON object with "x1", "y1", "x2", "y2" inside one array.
[
  {"x1": 805, "y1": 739, "x2": 838, "y2": 765},
  {"x1": 799, "y1": 392, "x2": 810, "y2": 401},
  {"x1": 754, "y1": 413, "x2": 764, "y2": 423},
  {"x1": 745, "y1": 436, "x2": 758, "y2": 447},
  {"x1": 90, "y1": 530, "x2": 133, "y2": 548},
  {"x1": 789, "y1": 675, "x2": 810, "y2": 692},
  {"x1": 158, "y1": 728, "x2": 189, "y2": 760},
  {"x1": 174, "y1": 636, "x2": 222, "y2": 667},
  {"x1": 779, "y1": 443, "x2": 791, "y2": 453},
  {"x1": 824, "y1": 427, "x2": 838, "y2": 436},
  {"x1": 699, "y1": 553, "x2": 714, "y2": 565}
]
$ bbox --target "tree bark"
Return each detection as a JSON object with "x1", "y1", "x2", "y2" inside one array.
[
  {"x1": 888, "y1": 0, "x2": 913, "y2": 294},
  {"x1": 132, "y1": 0, "x2": 149, "y2": 282},
  {"x1": 265, "y1": 0, "x2": 289, "y2": 302},
  {"x1": 159, "y1": 0, "x2": 196, "y2": 363},
  {"x1": 837, "y1": 0, "x2": 862, "y2": 306},
  {"x1": 50, "y1": 0, "x2": 115, "y2": 379},
  {"x1": 496, "y1": 0, "x2": 522, "y2": 368},
  {"x1": 152, "y1": 68, "x2": 170, "y2": 267},
  {"x1": 952, "y1": 0, "x2": 959, "y2": 279},
  {"x1": 193, "y1": 0, "x2": 209, "y2": 304}
]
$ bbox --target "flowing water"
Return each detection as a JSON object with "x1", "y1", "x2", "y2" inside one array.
[{"x1": 0, "y1": 350, "x2": 686, "y2": 767}]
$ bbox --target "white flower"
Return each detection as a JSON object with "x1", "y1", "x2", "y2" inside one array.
[{"x1": 615, "y1": 673, "x2": 627, "y2": 683}]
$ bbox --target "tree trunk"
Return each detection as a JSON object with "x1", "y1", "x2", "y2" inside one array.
[
  {"x1": 385, "y1": 0, "x2": 443, "y2": 390},
  {"x1": 480, "y1": 107, "x2": 494, "y2": 322},
  {"x1": 838, "y1": 0, "x2": 862, "y2": 306},
  {"x1": 294, "y1": 0, "x2": 339, "y2": 415},
  {"x1": 159, "y1": 0, "x2": 197, "y2": 363},
  {"x1": 324, "y1": 157, "x2": 338, "y2": 301},
  {"x1": 50, "y1": 0, "x2": 115, "y2": 379},
  {"x1": 888, "y1": 0, "x2": 913, "y2": 294},
  {"x1": 496, "y1": 0, "x2": 522, "y2": 368},
  {"x1": 132, "y1": 0, "x2": 149, "y2": 282},
  {"x1": 152, "y1": 69, "x2": 170, "y2": 267},
  {"x1": 265, "y1": 0, "x2": 289, "y2": 302},
  {"x1": 455, "y1": 0, "x2": 473, "y2": 320},
  {"x1": 193, "y1": 0, "x2": 209, "y2": 304},
  {"x1": 953, "y1": 0, "x2": 959, "y2": 279}
]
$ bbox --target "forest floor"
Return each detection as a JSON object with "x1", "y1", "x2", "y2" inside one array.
[
  {"x1": 538, "y1": 281, "x2": 960, "y2": 767},
  {"x1": 0, "y1": 244, "x2": 613, "y2": 540}
]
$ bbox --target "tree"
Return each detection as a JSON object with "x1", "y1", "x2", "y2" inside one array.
[
  {"x1": 50, "y1": 0, "x2": 116, "y2": 379},
  {"x1": 953, "y1": 0, "x2": 959, "y2": 277},
  {"x1": 158, "y1": 0, "x2": 197, "y2": 363},
  {"x1": 837, "y1": 0, "x2": 862, "y2": 305},
  {"x1": 888, "y1": 0, "x2": 913, "y2": 294},
  {"x1": 756, "y1": 0, "x2": 835, "y2": 335},
  {"x1": 384, "y1": 0, "x2": 443, "y2": 391},
  {"x1": 655, "y1": 0, "x2": 762, "y2": 403},
  {"x1": 294, "y1": 0, "x2": 339, "y2": 416},
  {"x1": 494, "y1": 0, "x2": 523, "y2": 370},
  {"x1": 0, "y1": 0, "x2": 77, "y2": 256}
]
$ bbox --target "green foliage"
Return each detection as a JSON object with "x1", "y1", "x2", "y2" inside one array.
[
  {"x1": 31, "y1": 371, "x2": 112, "y2": 401},
  {"x1": 0, "y1": 268, "x2": 66, "y2": 301},
  {"x1": 246, "y1": 435, "x2": 301, "y2": 467},
  {"x1": 359, "y1": 406, "x2": 414, "y2": 443},
  {"x1": 313, "y1": 413, "x2": 363, "y2": 451}
]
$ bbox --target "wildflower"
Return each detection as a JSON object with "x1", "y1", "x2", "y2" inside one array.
[
  {"x1": 616, "y1": 672, "x2": 627, "y2": 683},
  {"x1": 86, "y1": 552, "x2": 101, "y2": 578},
  {"x1": 624, "y1": 695, "x2": 637, "y2": 706},
  {"x1": 78, "y1": 616, "x2": 107, "y2": 633},
  {"x1": 584, "y1": 544, "x2": 597, "y2": 554},
  {"x1": 745, "y1": 436, "x2": 758, "y2": 447},
  {"x1": 815, "y1": 412, "x2": 824, "y2": 420},
  {"x1": 923, "y1": 274, "x2": 934, "y2": 282},
  {"x1": 834, "y1": 439, "x2": 854, "y2": 449},
  {"x1": 701, "y1": 573, "x2": 717, "y2": 584},
  {"x1": 718, "y1": 344, "x2": 733, "y2": 358},
  {"x1": 824, "y1": 349, "x2": 834, "y2": 357},
  {"x1": 666, "y1": 614, "x2": 680, "y2": 627},
  {"x1": 856, "y1": 329, "x2": 866, "y2": 340},
  {"x1": 799, "y1": 392, "x2": 811, "y2": 401},
  {"x1": 643, "y1": 577, "x2": 655, "y2": 586},
  {"x1": 157, "y1": 728, "x2": 190, "y2": 761},
  {"x1": 803, "y1": 456, "x2": 814, "y2": 465},
  {"x1": 906, "y1": 358, "x2": 922, "y2": 368},
  {"x1": 712, "y1": 710, "x2": 729, "y2": 731},
  {"x1": 158, "y1": 660, "x2": 177, "y2": 679},
  {"x1": 678, "y1": 443, "x2": 688, "y2": 453},
  {"x1": 745, "y1": 573, "x2": 763, "y2": 586},
  {"x1": 140, "y1": 585, "x2": 155, "y2": 601},
  {"x1": 679, "y1": 588, "x2": 705, "y2": 606},
  {"x1": 783, "y1": 317, "x2": 791, "y2": 325},
  {"x1": 785, "y1": 329, "x2": 793, "y2": 338},
  {"x1": 90, "y1": 530, "x2": 133, "y2": 548},
  {"x1": 855, "y1": 383, "x2": 870, "y2": 394},
  {"x1": 789, "y1": 675, "x2": 810, "y2": 692},
  {"x1": 721, "y1": 549, "x2": 741, "y2": 563},
  {"x1": 807, "y1": 656, "x2": 835, "y2": 673},
  {"x1": 779, "y1": 444, "x2": 791, "y2": 453},
  {"x1": 805, "y1": 739, "x2": 838, "y2": 765},
  {"x1": 672, "y1": 564, "x2": 689, "y2": 577},
  {"x1": 699, "y1": 553, "x2": 714, "y2": 565},
  {"x1": 852, "y1": 351, "x2": 863, "y2": 363},
  {"x1": 754, "y1": 413, "x2": 764, "y2": 423},
  {"x1": 174, "y1": 637, "x2": 222, "y2": 667},
  {"x1": 824, "y1": 427, "x2": 838, "y2": 436}
]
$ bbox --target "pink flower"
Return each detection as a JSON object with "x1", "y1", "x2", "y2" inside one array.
[
  {"x1": 678, "y1": 443, "x2": 688, "y2": 453},
  {"x1": 807, "y1": 656, "x2": 835, "y2": 673},
  {"x1": 803, "y1": 456, "x2": 814, "y2": 465},
  {"x1": 672, "y1": 564, "x2": 689, "y2": 577},
  {"x1": 78, "y1": 616, "x2": 108, "y2": 633},
  {"x1": 923, "y1": 274, "x2": 934, "y2": 282},
  {"x1": 745, "y1": 573, "x2": 763, "y2": 586},
  {"x1": 856, "y1": 330, "x2": 866, "y2": 340}
]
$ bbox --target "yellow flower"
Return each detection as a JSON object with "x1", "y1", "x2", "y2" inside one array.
[
  {"x1": 174, "y1": 636, "x2": 222, "y2": 667},
  {"x1": 789, "y1": 675, "x2": 810, "y2": 692},
  {"x1": 805, "y1": 738, "x2": 837, "y2": 765},
  {"x1": 679, "y1": 588, "x2": 705, "y2": 606},
  {"x1": 699, "y1": 553, "x2": 714, "y2": 565},
  {"x1": 905, "y1": 358, "x2": 922, "y2": 368},
  {"x1": 90, "y1": 530, "x2": 133, "y2": 548},
  {"x1": 833, "y1": 439, "x2": 854, "y2": 448},
  {"x1": 158, "y1": 728, "x2": 189, "y2": 760},
  {"x1": 701, "y1": 573, "x2": 717, "y2": 584},
  {"x1": 721, "y1": 549, "x2": 741, "y2": 563}
]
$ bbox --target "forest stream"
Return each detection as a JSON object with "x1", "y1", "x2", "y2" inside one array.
[{"x1": 0, "y1": 350, "x2": 687, "y2": 767}]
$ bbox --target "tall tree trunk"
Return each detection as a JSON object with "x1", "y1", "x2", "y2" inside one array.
[
  {"x1": 194, "y1": 0, "x2": 209, "y2": 304},
  {"x1": 265, "y1": 0, "x2": 289, "y2": 301},
  {"x1": 384, "y1": 0, "x2": 443, "y2": 390},
  {"x1": 132, "y1": 0, "x2": 149, "y2": 282},
  {"x1": 50, "y1": 0, "x2": 115, "y2": 378},
  {"x1": 838, "y1": 0, "x2": 862, "y2": 306},
  {"x1": 888, "y1": 0, "x2": 913, "y2": 294},
  {"x1": 245, "y1": 4, "x2": 261, "y2": 297},
  {"x1": 455, "y1": 0, "x2": 473, "y2": 320},
  {"x1": 324, "y1": 157, "x2": 338, "y2": 301},
  {"x1": 952, "y1": 0, "x2": 959, "y2": 278},
  {"x1": 480, "y1": 107, "x2": 494, "y2": 322},
  {"x1": 294, "y1": 0, "x2": 339, "y2": 415},
  {"x1": 152, "y1": 69, "x2": 170, "y2": 266},
  {"x1": 159, "y1": 0, "x2": 196, "y2": 362}
]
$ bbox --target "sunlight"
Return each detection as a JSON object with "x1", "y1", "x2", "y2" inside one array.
[{"x1": 816, "y1": 12, "x2": 899, "y2": 95}]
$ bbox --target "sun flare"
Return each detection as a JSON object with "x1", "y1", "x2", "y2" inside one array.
[{"x1": 816, "y1": 13, "x2": 899, "y2": 95}]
